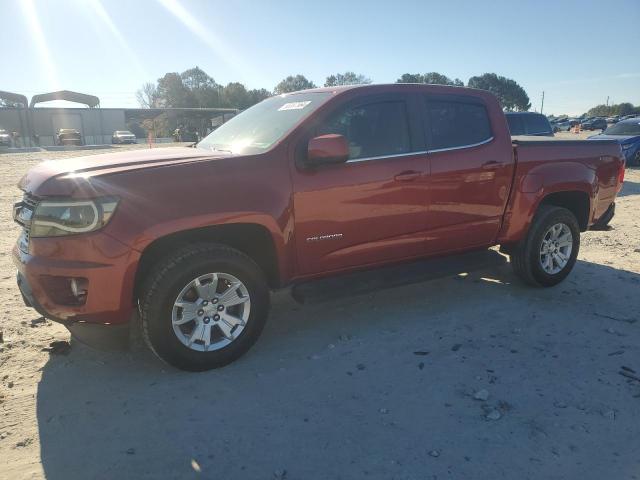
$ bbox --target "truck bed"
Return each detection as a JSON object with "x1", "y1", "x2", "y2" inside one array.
[{"x1": 511, "y1": 136, "x2": 619, "y2": 147}]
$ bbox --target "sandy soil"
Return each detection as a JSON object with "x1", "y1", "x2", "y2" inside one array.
[{"x1": 0, "y1": 142, "x2": 639, "y2": 480}]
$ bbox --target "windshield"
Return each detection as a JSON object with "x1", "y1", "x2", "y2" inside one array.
[
  {"x1": 603, "y1": 120, "x2": 640, "y2": 136},
  {"x1": 197, "y1": 92, "x2": 331, "y2": 154}
]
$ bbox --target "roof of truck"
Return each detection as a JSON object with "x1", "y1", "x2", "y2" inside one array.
[{"x1": 281, "y1": 83, "x2": 484, "y2": 96}]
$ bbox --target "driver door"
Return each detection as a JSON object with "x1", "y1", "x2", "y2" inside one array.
[{"x1": 290, "y1": 93, "x2": 430, "y2": 276}]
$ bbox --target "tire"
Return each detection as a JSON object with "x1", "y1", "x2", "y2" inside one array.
[
  {"x1": 139, "y1": 243, "x2": 270, "y2": 371},
  {"x1": 633, "y1": 150, "x2": 640, "y2": 167},
  {"x1": 510, "y1": 205, "x2": 580, "y2": 287}
]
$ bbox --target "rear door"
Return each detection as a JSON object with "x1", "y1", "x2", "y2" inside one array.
[
  {"x1": 421, "y1": 94, "x2": 514, "y2": 253},
  {"x1": 291, "y1": 93, "x2": 430, "y2": 275}
]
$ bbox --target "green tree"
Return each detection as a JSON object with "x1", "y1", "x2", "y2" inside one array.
[
  {"x1": 396, "y1": 73, "x2": 424, "y2": 83},
  {"x1": 155, "y1": 72, "x2": 194, "y2": 107},
  {"x1": 274, "y1": 75, "x2": 316, "y2": 94},
  {"x1": 324, "y1": 72, "x2": 371, "y2": 87},
  {"x1": 180, "y1": 66, "x2": 221, "y2": 108},
  {"x1": 422, "y1": 72, "x2": 463, "y2": 86},
  {"x1": 587, "y1": 104, "x2": 611, "y2": 117},
  {"x1": 396, "y1": 72, "x2": 463, "y2": 86},
  {"x1": 467, "y1": 73, "x2": 530, "y2": 111},
  {"x1": 614, "y1": 102, "x2": 635, "y2": 116},
  {"x1": 587, "y1": 102, "x2": 638, "y2": 117},
  {"x1": 246, "y1": 88, "x2": 271, "y2": 106},
  {"x1": 221, "y1": 82, "x2": 252, "y2": 109}
]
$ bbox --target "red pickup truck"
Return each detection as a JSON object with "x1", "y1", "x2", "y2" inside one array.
[{"x1": 13, "y1": 84, "x2": 625, "y2": 371}]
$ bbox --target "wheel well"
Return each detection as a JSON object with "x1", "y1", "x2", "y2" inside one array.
[
  {"x1": 133, "y1": 224, "x2": 280, "y2": 299},
  {"x1": 539, "y1": 191, "x2": 590, "y2": 231}
]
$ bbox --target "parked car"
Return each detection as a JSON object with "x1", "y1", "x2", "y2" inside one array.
[
  {"x1": 505, "y1": 112, "x2": 554, "y2": 136},
  {"x1": 606, "y1": 116, "x2": 619, "y2": 124},
  {"x1": 588, "y1": 117, "x2": 640, "y2": 166},
  {"x1": 13, "y1": 84, "x2": 625, "y2": 371},
  {"x1": 0, "y1": 129, "x2": 10, "y2": 147},
  {"x1": 581, "y1": 118, "x2": 607, "y2": 131},
  {"x1": 56, "y1": 128, "x2": 82, "y2": 146},
  {"x1": 112, "y1": 130, "x2": 137, "y2": 144},
  {"x1": 553, "y1": 119, "x2": 580, "y2": 132}
]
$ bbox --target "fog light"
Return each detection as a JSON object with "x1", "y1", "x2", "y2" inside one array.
[
  {"x1": 70, "y1": 278, "x2": 87, "y2": 298},
  {"x1": 39, "y1": 276, "x2": 88, "y2": 306}
]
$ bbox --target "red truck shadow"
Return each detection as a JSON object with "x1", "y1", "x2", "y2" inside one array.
[{"x1": 34, "y1": 258, "x2": 640, "y2": 479}]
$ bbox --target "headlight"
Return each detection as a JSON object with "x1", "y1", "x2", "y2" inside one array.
[
  {"x1": 621, "y1": 143, "x2": 633, "y2": 150},
  {"x1": 30, "y1": 197, "x2": 119, "y2": 237}
]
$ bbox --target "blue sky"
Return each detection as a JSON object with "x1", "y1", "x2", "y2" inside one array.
[{"x1": 2, "y1": 0, "x2": 639, "y2": 115}]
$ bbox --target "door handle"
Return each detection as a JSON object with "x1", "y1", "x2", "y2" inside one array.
[
  {"x1": 393, "y1": 170, "x2": 422, "y2": 182},
  {"x1": 481, "y1": 161, "x2": 502, "y2": 170}
]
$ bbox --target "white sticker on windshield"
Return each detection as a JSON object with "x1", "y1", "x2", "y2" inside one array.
[{"x1": 278, "y1": 101, "x2": 311, "y2": 111}]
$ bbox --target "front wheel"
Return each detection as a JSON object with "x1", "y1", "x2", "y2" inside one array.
[
  {"x1": 510, "y1": 206, "x2": 580, "y2": 287},
  {"x1": 139, "y1": 243, "x2": 270, "y2": 371}
]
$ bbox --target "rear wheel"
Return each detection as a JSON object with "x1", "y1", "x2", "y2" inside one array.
[
  {"x1": 511, "y1": 206, "x2": 580, "y2": 287},
  {"x1": 139, "y1": 243, "x2": 270, "y2": 371}
]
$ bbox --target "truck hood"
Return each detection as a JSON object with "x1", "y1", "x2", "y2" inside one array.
[{"x1": 18, "y1": 147, "x2": 229, "y2": 197}]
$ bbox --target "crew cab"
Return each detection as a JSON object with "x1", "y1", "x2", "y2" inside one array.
[{"x1": 12, "y1": 84, "x2": 625, "y2": 371}]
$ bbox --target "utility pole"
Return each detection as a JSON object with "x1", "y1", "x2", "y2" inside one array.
[
  {"x1": 606, "y1": 96, "x2": 609, "y2": 106},
  {"x1": 540, "y1": 91, "x2": 545, "y2": 114}
]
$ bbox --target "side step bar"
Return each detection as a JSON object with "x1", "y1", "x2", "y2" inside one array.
[{"x1": 291, "y1": 249, "x2": 507, "y2": 304}]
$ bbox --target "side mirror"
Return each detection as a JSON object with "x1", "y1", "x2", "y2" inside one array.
[{"x1": 307, "y1": 134, "x2": 349, "y2": 166}]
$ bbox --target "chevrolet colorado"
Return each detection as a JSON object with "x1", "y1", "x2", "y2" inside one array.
[{"x1": 12, "y1": 84, "x2": 625, "y2": 371}]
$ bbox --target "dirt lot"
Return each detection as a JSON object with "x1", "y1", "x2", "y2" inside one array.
[{"x1": 1, "y1": 140, "x2": 639, "y2": 480}]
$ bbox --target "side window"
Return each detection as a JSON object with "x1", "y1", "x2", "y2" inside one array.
[
  {"x1": 425, "y1": 99, "x2": 492, "y2": 150},
  {"x1": 318, "y1": 101, "x2": 411, "y2": 160},
  {"x1": 525, "y1": 114, "x2": 552, "y2": 134}
]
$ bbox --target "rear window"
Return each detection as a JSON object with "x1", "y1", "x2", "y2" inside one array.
[
  {"x1": 425, "y1": 99, "x2": 492, "y2": 150},
  {"x1": 506, "y1": 114, "x2": 525, "y2": 135},
  {"x1": 524, "y1": 114, "x2": 552, "y2": 135}
]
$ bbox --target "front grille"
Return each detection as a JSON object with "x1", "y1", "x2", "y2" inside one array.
[{"x1": 22, "y1": 192, "x2": 39, "y2": 209}]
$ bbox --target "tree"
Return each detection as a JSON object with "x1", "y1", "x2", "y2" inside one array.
[
  {"x1": 396, "y1": 73, "x2": 424, "y2": 83},
  {"x1": 324, "y1": 72, "x2": 371, "y2": 87},
  {"x1": 155, "y1": 72, "x2": 194, "y2": 108},
  {"x1": 614, "y1": 102, "x2": 635, "y2": 116},
  {"x1": 135, "y1": 82, "x2": 158, "y2": 108},
  {"x1": 587, "y1": 102, "x2": 638, "y2": 117},
  {"x1": 396, "y1": 72, "x2": 463, "y2": 86},
  {"x1": 467, "y1": 73, "x2": 530, "y2": 111},
  {"x1": 221, "y1": 82, "x2": 250, "y2": 109},
  {"x1": 141, "y1": 112, "x2": 170, "y2": 138},
  {"x1": 422, "y1": 72, "x2": 463, "y2": 86},
  {"x1": 274, "y1": 75, "x2": 316, "y2": 94},
  {"x1": 180, "y1": 66, "x2": 221, "y2": 108},
  {"x1": 246, "y1": 88, "x2": 271, "y2": 106}
]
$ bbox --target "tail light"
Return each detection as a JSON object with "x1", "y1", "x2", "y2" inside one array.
[{"x1": 617, "y1": 159, "x2": 625, "y2": 193}]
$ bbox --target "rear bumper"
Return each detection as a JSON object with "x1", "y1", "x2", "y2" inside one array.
[{"x1": 590, "y1": 202, "x2": 615, "y2": 230}]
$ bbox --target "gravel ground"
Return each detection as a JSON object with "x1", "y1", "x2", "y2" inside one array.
[{"x1": 0, "y1": 140, "x2": 639, "y2": 480}]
